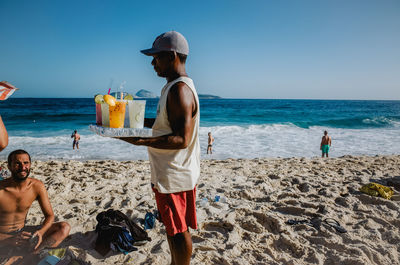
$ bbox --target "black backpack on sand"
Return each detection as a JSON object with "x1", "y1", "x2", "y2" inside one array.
[{"x1": 95, "y1": 209, "x2": 151, "y2": 256}]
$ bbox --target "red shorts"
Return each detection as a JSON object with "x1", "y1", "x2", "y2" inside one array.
[{"x1": 152, "y1": 186, "x2": 198, "y2": 236}]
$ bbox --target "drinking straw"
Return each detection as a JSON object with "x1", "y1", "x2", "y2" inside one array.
[
  {"x1": 108, "y1": 78, "x2": 114, "y2": 95},
  {"x1": 119, "y1": 81, "x2": 126, "y2": 100}
]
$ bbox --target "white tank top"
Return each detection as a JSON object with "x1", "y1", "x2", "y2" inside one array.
[{"x1": 148, "y1": 76, "x2": 200, "y2": 193}]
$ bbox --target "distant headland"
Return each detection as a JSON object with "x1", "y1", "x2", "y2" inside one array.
[
  {"x1": 198, "y1": 94, "x2": 221, "y2": 99},
  {"x1": 135, "y1": 89, "x2": 221, "y2": 99},
  {"x1": 135, "y1": 89, "x2": 157, "y2": 98}
]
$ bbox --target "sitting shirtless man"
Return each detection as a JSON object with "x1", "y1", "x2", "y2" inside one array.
[{"x1": 0, "y1": 149, "x2": 70, "y2": 264}]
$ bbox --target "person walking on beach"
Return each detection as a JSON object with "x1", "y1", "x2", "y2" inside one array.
[
  {"x1": 207, "y1": 132, "x2": 214, "y2": 154},
  {"x1": 120, "y1": 31, "x2": 199, "y2": 265},
  {"x1": 71, "y1": 130, "x2": 80, "y2": 150},
  {"x1": 320, "y1": 130, "x2": 332, "y2": 158},
  {"x1": 0, "y1": 116, "x2": 8, "y2": 152},
  {"x1": 0, "y1": 149, "x2": 70, "y2": 264}
]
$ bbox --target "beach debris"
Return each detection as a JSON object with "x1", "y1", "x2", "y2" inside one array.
[
  {"x1": 323, "y1": 218, "x2": 347, "y2": 233},
  {"x1": 144, "y1": 212, "x2": 156, "y2": 230},
  {"x1": 359, "y1": 182, "x2": 394, "y2": 199},
  {"x1": 200, "y1": 197, "x2": 208, "y2": 207},
  {"x1": 286, "y1": 217, "x2": 347, "y2": 233},
  {"x1": 214, "y1": 195, "x2": 227, "y2": 203}
]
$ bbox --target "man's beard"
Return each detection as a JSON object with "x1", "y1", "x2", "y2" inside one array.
[{"x1": 11, "y1": 169, "x2": 30, "y2": 183}]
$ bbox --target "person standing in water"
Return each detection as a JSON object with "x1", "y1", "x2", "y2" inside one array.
[
  {"x1": 207, "y1": 132, "x2": 214, "y2": 154},
  {"x1": 71, "y1": 130, "x2": 80, "y2": 150},
  {"x1": 320, "y1": 130, "x2": 332, "y2": 158}
]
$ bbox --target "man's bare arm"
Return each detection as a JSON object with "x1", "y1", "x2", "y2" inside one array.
[
  {"x1": 120, "y1": 82, "x2": 196, "y2": 149},
  {"x1": 0, "y1": 116, "x2": 8, "y2": 151},
  {"x1": 36, "y1": 181, "x2": 55, "y2": 237}
]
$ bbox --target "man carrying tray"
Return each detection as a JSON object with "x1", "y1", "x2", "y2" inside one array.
[{"x1": 120, "y1": 31, "x2": 200, "y2": 265}]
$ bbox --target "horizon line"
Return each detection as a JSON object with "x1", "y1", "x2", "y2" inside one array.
[{"x1": 8, "y1": 97, "x2": 400, "y2": 101}]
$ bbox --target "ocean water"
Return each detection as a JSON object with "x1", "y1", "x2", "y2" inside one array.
[{"x1": 1, "y1": 98, "x2": 399, "y2": 161}]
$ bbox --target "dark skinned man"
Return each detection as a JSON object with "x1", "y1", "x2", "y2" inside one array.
[{"x1": 119, "y1": 31, "x2": 200, "y2": 265}]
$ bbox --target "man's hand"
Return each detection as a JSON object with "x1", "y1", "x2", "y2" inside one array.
[
  {"x1": 7, "y1": 231, "x2": 31, "y2": 247},
  {"x1": 31, "y1": 231, "x2": 43, "y2": 251}
]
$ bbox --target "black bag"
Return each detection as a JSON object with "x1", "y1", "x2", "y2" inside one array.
[{"x1": 95, "y1": 209, "x2": 151, "y2": 255}]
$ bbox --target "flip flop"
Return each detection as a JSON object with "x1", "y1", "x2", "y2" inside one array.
[
  {"x1": 286, "y1": 219, "x2": 308, "y2": 225},
  {"x1": 323, "y1": 218, "x2": 347, "y2": 233},
  {"x1": 309, "y1": 217, "x2": 322, "y2": 230}
]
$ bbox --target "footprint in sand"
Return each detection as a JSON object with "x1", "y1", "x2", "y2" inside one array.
[
  {"x1": 203, "y1": 221, "x2": 234, "y2": 234},
  {"x1": 274, "y1": 206, "x2": 306, "y2": 216},
  {"x1": 334, "y1": 197, "x2": 349, "y2": 207},
  {"x1": 297, "y1": 183, "x2": 311, "y2": 192},
  {"x1": 63, "y1": 213, "x2": 74, "y2": 219},
  {"x1": 273, "y1": 234, "x2": 305, "y2": 258},
  {"x1": 150, "y1": 240, "x2": 167, "y2": 254},
  {"x1": 239, "y1": 218, "x2": 264, "y2": 233},
  {"x1": 252, "y1": 212, "x2": 283, "y2": 234},
  {"x1": 236, "y1": 209, "x2": 283, "y2": 234},
  {"x1": 103, "y1": 197, "x2": 115, "y2": 209},
  {"x1": 120, "y1": 198, "x2": 130, "y2": 208},
  {"x1": 191, "y1": 235, "x2": 206, "y2": 243}
]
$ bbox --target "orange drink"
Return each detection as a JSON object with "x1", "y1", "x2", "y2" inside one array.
[{"x1": 109, "y1": 100, "x2": 126, "y2": 128}]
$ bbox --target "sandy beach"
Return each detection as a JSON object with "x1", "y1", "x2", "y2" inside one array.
[{"x1": 1, "y1": 155, "x2": 399, "y2": 265}]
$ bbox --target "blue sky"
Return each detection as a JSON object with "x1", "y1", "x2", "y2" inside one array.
[{"x1": 0, "y1": 0, "x2": 399, "y2": 99}]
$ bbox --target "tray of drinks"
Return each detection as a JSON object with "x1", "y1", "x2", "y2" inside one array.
[
  {"x1": 89, "y1": 125, "x2": 152, "y2": 138},
  {"x1": 90, "y1": 92, "x2": 152, "y2": 137}
]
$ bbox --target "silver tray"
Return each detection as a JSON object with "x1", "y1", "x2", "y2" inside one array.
[{"x1": 89, "y1": 125, "x2": 152, "y2": 138}]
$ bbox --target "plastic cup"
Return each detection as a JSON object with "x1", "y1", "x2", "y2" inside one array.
[
  {"x1": 109, "y1": 100, "x2": 126, "y2": 128},
  {"x1": 200, "y1": 198, "x2": 208, "y2": 207},
  {"x1": 96, "y1": 104, "x2": 102, "y2": 125},
  {"x1": 128, "y1": 100, "x2": 146, "y2": 128},
  {"x1": 101, "y1": 104, "x2": 110, "y2": 127}
]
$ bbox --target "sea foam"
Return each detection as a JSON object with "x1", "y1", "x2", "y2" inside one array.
[{"x1": 1, "y1": 124, "x2": 399, "y2": 161}]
